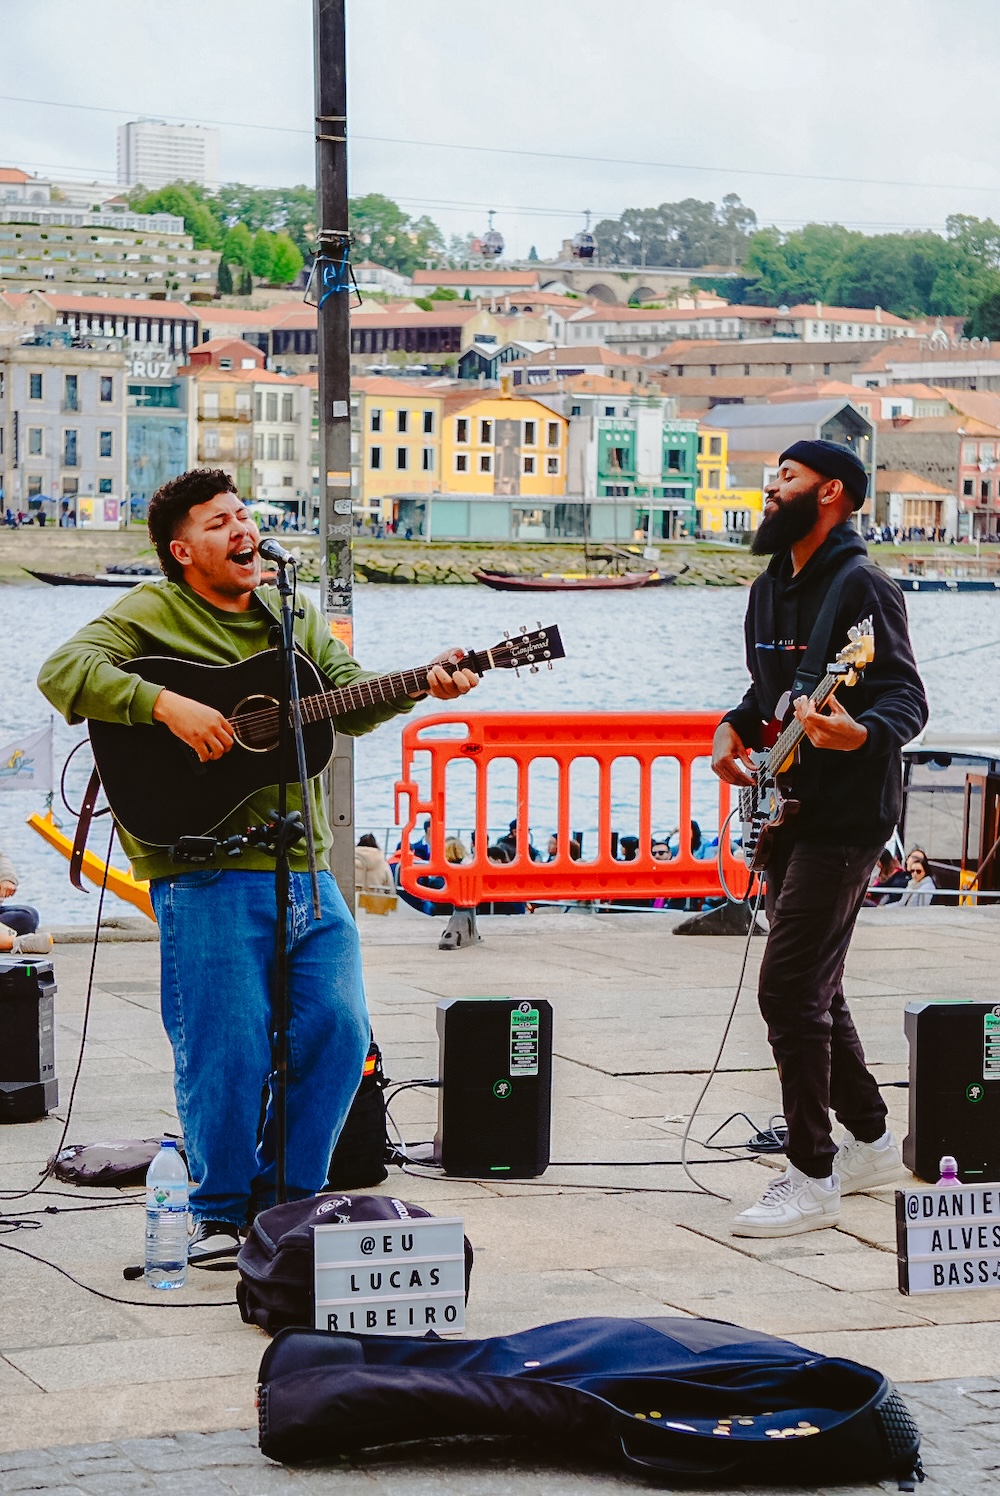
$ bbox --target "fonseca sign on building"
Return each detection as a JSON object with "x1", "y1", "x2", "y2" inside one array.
[
  {"x1": 896, "y1": 1185, "x2": 1000, "y2": 1293},
  {"x1": 314, "y1": 1214, "x2": 466, "y2": 1335}
]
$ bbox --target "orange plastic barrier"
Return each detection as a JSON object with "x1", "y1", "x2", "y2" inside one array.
[{"x1": 394, "y1": 712, "x2": 752, "y2": 906}]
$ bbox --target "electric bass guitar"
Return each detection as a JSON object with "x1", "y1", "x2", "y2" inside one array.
[
  {"x1": 88, "y1": 626, "x2": 565, "y2": 846},
  {"x1": 738, "y1": 618, "x2": 875, "y2": 871}
]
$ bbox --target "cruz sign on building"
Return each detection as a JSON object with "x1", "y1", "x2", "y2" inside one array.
[{"x1": 896, "y1": 1185, "x2": 1000, "y2": 1293}]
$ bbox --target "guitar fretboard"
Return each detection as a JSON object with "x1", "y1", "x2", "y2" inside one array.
[
  {"x1": 299, "y1": 649, "x2": 489, "y2": 725},
  {"x1": 766, "y1": 670, "x2": 839, "y2": 775}
]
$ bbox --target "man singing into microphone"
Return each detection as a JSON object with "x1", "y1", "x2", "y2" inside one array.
[
  {"x1": 38, "y1": 469, "x2": 478, "y2": 1266},
  {"x1": 712, "y1": 441, "x2": 927, "y2": 1238}
]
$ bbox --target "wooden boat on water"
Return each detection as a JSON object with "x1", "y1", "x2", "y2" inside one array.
[
  {"x1": 474, "y1": 569, "x2": 672, "y2": 592},
  {"x1": 27, "y1": 808, "x2": 154, "y2": 920},
  {"x1": 25, "y1": 566, "x2": 159, "y2": 588}
]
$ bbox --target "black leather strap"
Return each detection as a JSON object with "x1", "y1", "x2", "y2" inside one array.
[
  {"x1": 791, "y1": 555, "x2": 879, "y2": 698},
  {"x1": 70, "y1": 767, "x2": 103, "y2": 892}
]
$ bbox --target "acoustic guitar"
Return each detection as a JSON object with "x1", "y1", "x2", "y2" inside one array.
[
  {"x1": 738, "y1": 618, "x2": 875, "y2": 871},
  {"x1": 88, "y1": 626, "x2": 564, "y2": 846}
]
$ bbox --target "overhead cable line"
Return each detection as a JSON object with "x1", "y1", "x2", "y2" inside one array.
[{"x1": 3, "y1": 92, "x2": 1000, "y2": 196}]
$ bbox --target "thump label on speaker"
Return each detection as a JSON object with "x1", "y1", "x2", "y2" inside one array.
[{"x1": 314, "y1": 1216, "x2": 466, "y2": 1334}]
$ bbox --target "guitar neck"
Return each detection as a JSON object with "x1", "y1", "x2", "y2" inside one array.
[
  {"x1": 766, "y1": 670, "x2": 841, "y2": 775},
  {"x1": 299, "y1": 647, "x2": 492, "y2": 725}
]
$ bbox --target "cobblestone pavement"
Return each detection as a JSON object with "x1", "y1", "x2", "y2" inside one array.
[{"x1": 0, "y1": 1379, "x2": 996, "y2": 1495}]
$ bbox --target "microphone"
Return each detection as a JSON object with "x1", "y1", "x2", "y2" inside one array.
[{"x1": 257, "y1": 537, "x2": 295, "y2": 566}]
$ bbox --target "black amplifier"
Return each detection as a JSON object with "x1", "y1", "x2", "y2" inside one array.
[
  {"x1": 903, "y1": 1000, "x2": 1000, "y2": 1183},
  {"x1": 0, "y1": 957, "x2": 58, "y2": 1122},
  {"x1": 434, "y1": 998, "x2": 552, "y2": 1178}
]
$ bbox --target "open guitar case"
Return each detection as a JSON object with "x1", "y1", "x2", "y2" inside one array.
[{"x1": 256, "y1": 1315, "x2": 922, "y2": 1488}]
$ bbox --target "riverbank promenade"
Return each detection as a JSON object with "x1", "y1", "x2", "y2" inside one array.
[{"x1": 2, "y1": 904, "x2": 1000, "y2": 1491}]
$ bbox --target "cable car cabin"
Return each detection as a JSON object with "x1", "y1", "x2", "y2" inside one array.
[
  {"x1": 900, "y1": 734, "x2": 1000, "y2": 906},
  {"x1": 572, "y1": 231, "x2": 596, "y2": 260},
  {"x1": 481, "y1": 229, "x2": 504, "y2": 258}
]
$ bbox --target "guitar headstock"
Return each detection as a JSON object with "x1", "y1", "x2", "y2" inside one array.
[
  {"x1": 831, "y1": 616, "x2": 875, "y2": 680},
  {"x1": 467, "y1": 625, "x2": 565, "y2": 676}
]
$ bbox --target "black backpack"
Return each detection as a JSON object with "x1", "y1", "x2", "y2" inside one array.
[
  {"x1": 236, "y1": 1194, "x2": 473, "y2": 1336},
  {"x1": 256, "y1": 1315, "x2": 921, "y2": 1489}
]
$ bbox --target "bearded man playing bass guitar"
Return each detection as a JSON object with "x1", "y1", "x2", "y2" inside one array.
[
  {"x1": 38, "y1": 469, "x2": 479, "y2": 1268},
  {"x1": 712, "y1": 440, "x2": 927, "y2": 1238}
]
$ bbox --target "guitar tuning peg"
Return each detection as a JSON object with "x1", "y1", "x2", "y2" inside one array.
[
  {"x1": 519, "y1": 623, "x2": 528, "y2": 634},
  {"x1": 503, "y1": 630, "x2": 510, "y2": 640},
  {"x1": 547, "y1": 661, "x2": 553, "y2": 670},
  {"x1": 529, "y1": 664, "x2": 539, "y2": 674}
]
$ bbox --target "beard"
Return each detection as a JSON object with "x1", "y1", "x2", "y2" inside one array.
[{"x1": 751, "y1": 483, "x2": 821, "y2": 555}]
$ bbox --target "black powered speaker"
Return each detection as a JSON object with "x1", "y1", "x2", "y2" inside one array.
[
  {"x1": 903, "y1": 1000, "x2": 1000, "y2": 1183},
  {"x1": 0, "y1": 957, "x2": 58, "y2": 1123},
  {"x1": 434, "y1": 998, "x2": 552, "y2": 1178}
]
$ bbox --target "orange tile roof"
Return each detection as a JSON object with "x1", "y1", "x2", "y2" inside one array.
[
  {"x1": 876, "y1": 470, "x2": 954, "y2": 495},
  {"x1": 351, "y1": 305, "x2": 482, "y2": 328},
  {"x1": 932, "y1": 388, "x2": 1000, "y2": 425},
  {"x1": 189, "y1": 337, "x2": 263, "y2": 358},
  {"x1": 651, "y1": 375, "x2": 792, "y2": 398},
  {"x1": 45, "y1": 292, "x2": 200, "y2": 319},
  {"x1": 877, "y1": 414, "x2": 1000, "y2": 436},
  {"x1": 178, "y1": 365, "x2": 298, "y2": 385},
  {"x1": 524, "y1": 344, "x2": 644, "y2": 366},
  {"x1": 787, "y1": 303, "x2": 914, "y2": 327},
  {"x1": 412, "y1": 269, "x2": 541, "y2": 287},
  {"x1": 767, "y1": 380, "x2": 862, "y2": 402},
  {"x1": 352, "y1": 376, "x2": 444, "y2": 398},
  {"x1": 0, "y1": 168, "x2": 32, "y2": 184},
  {"x1": 523, "y1": 374, "x2": 639, "y2": 395}
]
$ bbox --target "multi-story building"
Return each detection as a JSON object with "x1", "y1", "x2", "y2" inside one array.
[
  {"x1": 180, "y1": 339, "x2": 310, "y2": 519},
  {"x1": 350, "y1": 378, "x2": 443, "y2": 528},
  {"x1": 117, "y1": 120, "x2": 220, "y2": 191},
  {"x1": 530, "y1": 378, "x2": 699, "y2": 540},
  {"x1": 0, "y1": 203, "x2": 218, "y2": 296},
  {"x1": 350, "y1": 304, "x2": 547, "y2": 373},
  {"x1": 0, "y1": 335, "x2": 127, "y2": 524},
  {"x1": 125, "y1": 348, "x2": 192, "y2": 522},
  {"x1": 1, "y1": 291, "x2": 201, "y2": 359},
  {"x1": 701, "y1": 398, "x2": 876, "y2": 524},
  {"x1": 875, "y1": 414, "x2": 1000, "y2": 539},
  {"x1": 694, "y1": 425, "x2": 763, "y2": 539},
  {"x1": 567, "y1": 302, "x2": 918, "y2": 358}
]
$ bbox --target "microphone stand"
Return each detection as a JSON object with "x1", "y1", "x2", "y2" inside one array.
[{"x1": 267, "y1": 548, "x2": 322, "y2": 1207}]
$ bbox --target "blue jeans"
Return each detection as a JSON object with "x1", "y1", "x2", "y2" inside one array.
[
  {"x1": 149, "y1": 868, "x2": 370, "y2": 1226},
  {"x1": 0, "y1": 904, "x2": 39, "y2": 936}
]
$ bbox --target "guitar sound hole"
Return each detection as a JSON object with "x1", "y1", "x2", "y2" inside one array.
[{"x1": 231, "y1": 694, "x2": 280, "y2": 753}]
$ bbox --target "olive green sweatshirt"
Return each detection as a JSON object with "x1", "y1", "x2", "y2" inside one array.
[{"x1": 37, "y1": 579, "x2": 412, "y2": 883}]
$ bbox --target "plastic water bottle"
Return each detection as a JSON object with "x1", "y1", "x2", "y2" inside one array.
[
  {"x1": 937, "y1": 1155, "x2": 960, "y2": 1186},
  {"x1": 145, "y1": 1139, "x2": 189, "y2": 1290}
]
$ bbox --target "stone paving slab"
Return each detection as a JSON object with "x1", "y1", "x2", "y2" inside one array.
[
  {"x1": 2, "y1": 905, "x2": 1000, "y2": 1483},
  {"x1": 0, "y1": 1377, "x2": 997, "y2": 1496}
]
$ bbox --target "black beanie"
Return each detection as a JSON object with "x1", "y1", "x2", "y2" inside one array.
[{"x1": 778, "y1": 438, "x2": 868, "y2": 510}]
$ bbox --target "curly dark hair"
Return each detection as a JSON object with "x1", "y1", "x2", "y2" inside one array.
[{"x1": 147, "y1": 468, "x2": 239, "y2": 582}]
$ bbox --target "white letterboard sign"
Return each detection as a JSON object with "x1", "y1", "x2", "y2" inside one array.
[
  {"x1": 314, "y1": 1216, "x2": 466, "y2": 1335},
  {"x1": 896, "y1": 1185, "x2": 1000, "y2": 1293}
]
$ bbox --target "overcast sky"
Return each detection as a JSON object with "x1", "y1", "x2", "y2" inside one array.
[{"x1": 5, "y1": 0, "x2": 1000, "y2": 260}]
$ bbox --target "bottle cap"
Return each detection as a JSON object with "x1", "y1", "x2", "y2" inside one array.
[
  {"x1": 939, "y1": 1154, "x2": 958, "y2": 1176},
  {"x1": 161, "y1": 1138, "x2": 178, "y2": 1149}
]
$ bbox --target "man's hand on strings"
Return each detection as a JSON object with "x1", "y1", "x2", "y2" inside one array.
[
  {"x1": 711, "y1": 722, "x2": 755, "y2": 784},
  {"x1": 420, "y1": 649, "x2": 480, "y2": 701},
  {"x1": 153, "y1": 689, "x2": 235, "y2": 762},
  {"x1": 793, "y1": 693, "x2": 868, "y2": 751}
]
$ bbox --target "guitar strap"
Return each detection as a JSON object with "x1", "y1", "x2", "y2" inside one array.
[
  {"x1": 70, "y1": 766, "x2": 103, "y2": 893},
  {"x1": 790, "y1": 555, "x2": 880, "y2": 700}
]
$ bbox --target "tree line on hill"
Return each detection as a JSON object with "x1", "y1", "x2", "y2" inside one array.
[
  {"x1": 125, "y1": 178, "x2": 1000, "y2": 331},
  {"x1": 592, "y1": 197, "x2": 1000, "y2": 326}
]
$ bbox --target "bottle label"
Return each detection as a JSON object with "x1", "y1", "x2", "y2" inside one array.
[{"x1": 147, "y1": 1184, "x2": 189, "y2": 1212}]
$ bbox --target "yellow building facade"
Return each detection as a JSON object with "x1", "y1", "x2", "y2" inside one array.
[
  {"x1": 440, "y1": 390, "x2": 568, "y2": 499},
  {"x1": 695, "y1": 424, "x2": 763, "y2": 538},
  {"x1": 352, "y1": 377, "x2": 444, "y2": 521}
]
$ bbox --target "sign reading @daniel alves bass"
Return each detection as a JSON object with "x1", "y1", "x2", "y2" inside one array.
[
  {"x1": 897, "y1": 1184, "x2": 1000, "y2": 1293},
  {"x1": 314, "y1": 1214, "x2": 467, "y2": 1336},
  {"x1": 0, "y1": 726, "x2": 53, "y2": 794}
]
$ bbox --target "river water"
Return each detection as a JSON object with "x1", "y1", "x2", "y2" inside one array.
[{"x1": 2, "y1": 580, "x2": 998, "y2": 924}]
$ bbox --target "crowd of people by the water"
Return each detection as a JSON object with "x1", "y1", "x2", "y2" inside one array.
[{"x1": 360, "y1": 820, "x2": 947, "y2": 918}]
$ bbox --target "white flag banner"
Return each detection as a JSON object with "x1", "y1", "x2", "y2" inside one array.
[{"x1": 0, "y1": 725, "x2": 54, "y2": 794}]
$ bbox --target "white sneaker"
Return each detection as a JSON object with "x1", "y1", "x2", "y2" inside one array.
[
  {"x1": 835, "y1": 1131, "x2": 904, "y2": 1195},
  {"x1": 731, "y1": 1167, "x2": 841, "y2": 1237}
]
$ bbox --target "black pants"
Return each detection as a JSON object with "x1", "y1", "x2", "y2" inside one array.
[{"x1": 758, "y1": 838, "x2": 888, "y2": 1179}]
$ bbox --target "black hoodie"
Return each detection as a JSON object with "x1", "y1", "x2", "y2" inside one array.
[{"x1": 722, "y1": 523, "x2": 929, "y2": 845}]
